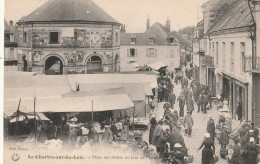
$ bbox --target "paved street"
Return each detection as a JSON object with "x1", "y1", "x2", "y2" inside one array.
[{"x1": 154, "y1": 66, "x2": 229, "y2": 164}]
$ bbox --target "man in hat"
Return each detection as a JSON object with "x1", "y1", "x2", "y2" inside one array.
[
  {"x1": 207, "y1": 115, "x2": 215, "y2": 143},
  {"x1": 121, "y1": 116, "x2": 130, "y2": 141},
  {"x1": 177, "y1": 95, "x2": 185, "y2": 117},
  {"x1": 102, "y1": 124, "x2": 113, "y2": 145},
  {"x1": 186, "y1": 96, "x2": 194, "y2": 115},
  {"x1": 149, "y1": 115, "x2": 157, "y2": 144},
  {"x1": 184, "y1": 111, "x2": 194, "y2": 137},
  {"x1": 220, "y1": 125, "x2": 229, "y2": 159},
  {"x1": 110, "y1": 119, "x2": 119, "y2": 141},
  {"x1": 220, "y1": 125, "x2": 229, "y2": 148},
  {"x1": 153, "y1": 120, "x2": 164, "y2": 153},
  {"x1": 169, "y1": 90, "x2": 176, "y2": 109}
]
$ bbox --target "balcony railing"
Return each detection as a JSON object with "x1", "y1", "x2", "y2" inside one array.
[
  {"x1": 243, "y1": 56, "x2": 260, "y2": 72},
  {"x1": 205, "y1": 55, "x2": 214, "y2": 67}
]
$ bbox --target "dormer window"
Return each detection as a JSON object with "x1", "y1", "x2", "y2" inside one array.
[
  {"x1": 130, "y1": 38, "x2": 136, "y2": 44},
  {"x1": 149, "y1": 38, "x2": 155, "y2": 44},
  {"x1": 170, "y1": 38, "x2": 174, "y2": 44},
  {"x1": 10, "y1": 33, "x2": 14, "y2": 42}
]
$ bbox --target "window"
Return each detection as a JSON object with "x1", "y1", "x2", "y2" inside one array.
[
  {"x1": 23, "y1": 32, "x2": 28, "y2": 42},
  {"x1": 216, "y1": 42, "x2": 219, "y2": 65},
  {"x1": 222, "y1": 42, "x2": 225, "y2": 68},
  {"x1": 230, "y1": 42, "x2": 234, "y2": 71},
  {"x1": 170, "y1": 38, "x2": 174, "y2": 44},
  {"x1": 209, "y1": 42, "x2": 211, "y2": 56},
  {"x1": 10, "y1": 48, "x2": 14, "y2": 59},
  {"x1": 149, "y1": 38, "x2": 155, "y2": 44},
  {"x1": 147, "y1": 48, "x2": 156, "y2": 57},
  {"x1": 130, "y1": 48, "x2": 135, "y2": 57},
  {"x1": 130, "y1": 38, "x2": 136, "y2": 44},
  {"x1": 204, "y1": 41, "x2": 207, "y2": 55},
  {"x1": 240, "y1": 42, "x2": 245, "y2": 71},
  {"x1": 10, "y1": 33, "x2": 14, "y2": 42},
  {"x1": 116, "y1": 33, "x2": 118, "y2": 42},
  {"x1": 49, "y1": 32, "x2": 59, "y2": 44}
]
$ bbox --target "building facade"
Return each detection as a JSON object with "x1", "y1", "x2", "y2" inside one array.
[
  {"x1": 120, "y1": 19, "x2": 181, "y2": 72},
  {"x1": 4, "y1": 20, "x2": 18, "y2": 66},
  {"x1": 195, "y1": 0, "x2": 260, "y2": 126},
  {"x1": 16, "y1": 0, "x2": 121, "y2": 75}
]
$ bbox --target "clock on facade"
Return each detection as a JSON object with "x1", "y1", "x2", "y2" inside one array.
[{"x1": 90, "y1": 32, "x2": 100, "y2": 43}]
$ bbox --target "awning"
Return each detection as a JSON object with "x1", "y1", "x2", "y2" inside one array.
[
  {"x1": 67, "y1": 74, "x2": 158, "y2": 90},
  {"x1": 78, "y1": 82, "x2": 152, "y2": 100},
  {"x1": 4, "y1": 94, "x2": 134, "y2": 113},
  {"x1": 4, "y1": 70, "x2": 39, "y2": 77},
  {"x1": 4, "y1": 87, "x2": 70, "y2": 101},
  {"x1": 4, "y1": 75, "x2": 70, "y2": 89},
  {"x1": 62, "y1": 87, "x2": 126, "y2": 98},
  {"x1": 147, "y1": 62, "x2": 167, "y2": 71},
  {"x1": 9, "y1": 113, "x2": 50, "y2": 123}
]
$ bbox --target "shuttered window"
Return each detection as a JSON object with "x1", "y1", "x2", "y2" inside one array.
[{"x1": 146, "y1": 48, "x2": 157, "y2": 57}]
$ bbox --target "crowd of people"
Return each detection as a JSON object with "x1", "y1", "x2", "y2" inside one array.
[{"x1": 148, "y1": 64, "x2": 260, "y2": 164}]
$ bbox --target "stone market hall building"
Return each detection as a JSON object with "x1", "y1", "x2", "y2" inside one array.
[{"x1": 16, "y1": 0, "x2": 121, "y2": 75}]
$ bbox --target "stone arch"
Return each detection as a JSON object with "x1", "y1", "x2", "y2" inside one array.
[
  {"x1": 85, "y1": 54, "x2": 103, "y2": 74},
  {"x1": 115, "y1": 53, "x2": 119, "y2": 72},
  {"x1": 43, "y1": 54, "x2": 65, "y2": 75}
]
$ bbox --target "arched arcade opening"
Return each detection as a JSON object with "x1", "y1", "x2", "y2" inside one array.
[
  {"x1": 44, "y1": 56, "x2": 63, "y2": 75},
  {"x1": 86, "y1": 55, "x2": 103, "y2": 74}
]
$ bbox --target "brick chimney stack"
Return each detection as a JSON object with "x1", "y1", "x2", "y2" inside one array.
[
  {"x1": 147, "y1": 14, "x2": 150, "y2": 30},
  {"x1": 9, "y1": 20, "x2": 13, "y2": 26},
  {"x1": 166, "y1": 17, "x2": 171, "y2": 33}
]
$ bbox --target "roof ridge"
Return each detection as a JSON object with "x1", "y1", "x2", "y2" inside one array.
[{"x1": 206, "y1": 0, "x2": 250, "y2": 34}]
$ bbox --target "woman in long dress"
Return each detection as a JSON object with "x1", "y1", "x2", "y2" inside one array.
[
  {"x1": 198, "y1": 133, "x2": 215, "y2": 164},
  {"x1": 121, "y1": 116, "x2": 129, "y2": 141}
]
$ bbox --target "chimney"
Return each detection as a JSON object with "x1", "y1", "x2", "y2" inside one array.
[
  {"x1": 9, "y1": 20, "x2": 13, "y2": 26},
  {"x1": 147, "y1": 14, "x2": 150, "y2": 30},
  {"x1": 120, "y1": 24, "x2": 126, "y2": 33},
  {"x1": 166, "y1": 17, "x2": 171, "y2": 33}
]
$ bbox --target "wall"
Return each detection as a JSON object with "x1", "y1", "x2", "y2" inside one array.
[
  {"x1": 210, "y1": 31, "x2": 253, "y2": 121},
  {"x1": 120, "y1": 45, "x2": 180, "y2": 71},
  {"x1": 17, "y1": 23, "x2": 120, "y2": 74}
]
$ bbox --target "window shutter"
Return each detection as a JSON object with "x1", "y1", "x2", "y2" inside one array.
[
  {"x1": 135, "y1": 49, "x2": 138, "y2": 57},
  {"x1": 127, "y1": 48, "x2": 130, "y2": 57},
  {"x1": 155, "y1": 48, "x2": 157, "y2": 57},
  {"x1": 146, "y1": 48, "x2": 149, "y2": 57}
]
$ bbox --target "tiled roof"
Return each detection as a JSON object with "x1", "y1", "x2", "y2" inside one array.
[
  {"x1": 120, "y1": 22, "x2": 178, "y2": 45},
  {"x1": 20, "y1": 0, "x2": 119, "y2": 24},
  {"x1": 170, "y1": 31, "x2": 191, "y2": 50},
  {"x1": 4, "y1": 19, "x2": 10, "y2": 32},
  {"x1": 207, "y1": 0, "x2": 253, "y2": 34}
]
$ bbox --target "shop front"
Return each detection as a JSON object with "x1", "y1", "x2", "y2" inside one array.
[{"x1": 223, "y1": 74, "x2": 248, "y2": 120}]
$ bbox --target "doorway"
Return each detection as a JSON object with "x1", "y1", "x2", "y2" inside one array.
[
  {"x1": 87, "y1": 55, "x2": 102, "y2": 74},
  {"x1": 45, "y1": 56, "x2": 63, "y2": 75}
]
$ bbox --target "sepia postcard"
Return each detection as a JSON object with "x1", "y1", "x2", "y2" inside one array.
[{"x1": 2, "y1": 0, "x2": 260, "y2": 163}]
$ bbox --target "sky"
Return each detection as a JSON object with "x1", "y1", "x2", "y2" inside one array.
[{"x1": 4, "y1": 0, "x2": 208, "y2": 33}]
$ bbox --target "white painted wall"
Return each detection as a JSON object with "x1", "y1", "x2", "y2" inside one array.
[
  {"x1": 120, "y1": 45, "x2": 180, "y2": 71},
  {"x1": 209, "y1": 32, "x2": 253, "y2": 121}
]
